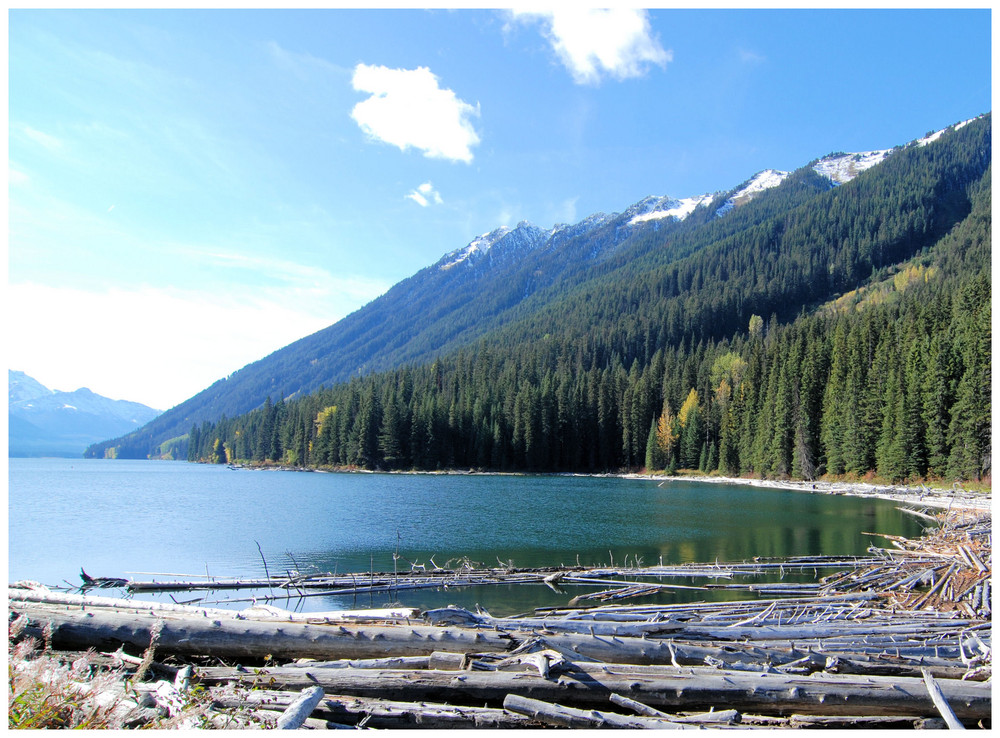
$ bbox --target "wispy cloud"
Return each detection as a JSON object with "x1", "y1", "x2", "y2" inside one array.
[
  {"x1": 9, "y1": 166, "x2": 30, "y2": 186},
  {"x1": 265, "y1": 40, "x2": 347, "y2": 79},
  {"x1": 509, "y1": 8, "x2": 671, "y2": 85},
  {"x1": 351, "y1": 64, "x2": 481, "y2": 163},
  {"x1": 406, "y1": 181, "x2": 444, "y2": 207},
  {"x1": 738, "y1": 48, "x2": 766, "y2": 65},
  {"x1": 16, "y1": 124, "x2": 64, "y2": 151}
]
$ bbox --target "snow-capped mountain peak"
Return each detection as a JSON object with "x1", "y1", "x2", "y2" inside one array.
[
  {"x1": 437, "y1": 115, "x2": 982, "y2": 276},
  {"x1": 626, "y1": 193, "x2": 714, "y2": 227},
  {"x1": 715, "y1": 169, "x2": 791, "y2": 216},
  {"x1": 439, "y1": 225, "x2": 512, "y2": 270},
  {"x1": 438, "y1": 221, "x2": 551, "y2": 272},
  {"x1": 812, "y1": 150, "x2": 892, "y2": 185},
  {"x1": 916, "y1": 116, "x2": 978, "y2": 148}
]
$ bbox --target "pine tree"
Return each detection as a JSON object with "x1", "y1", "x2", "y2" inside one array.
[{"x1": 644, "y1": 418, "x2": 664, "y2": 471}]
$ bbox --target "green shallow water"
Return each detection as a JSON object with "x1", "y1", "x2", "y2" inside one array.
[{"x1": 9, "y1": 458, "x2": 925, "y2": 615}]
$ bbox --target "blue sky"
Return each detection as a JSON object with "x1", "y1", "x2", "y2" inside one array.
[{"x1": 7, "y1": 8, "x2": 992, "y2": 410}]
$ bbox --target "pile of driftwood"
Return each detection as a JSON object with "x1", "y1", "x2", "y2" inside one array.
[{"x1": 9, "y1": 509, "x2": 991, "y2": 729}]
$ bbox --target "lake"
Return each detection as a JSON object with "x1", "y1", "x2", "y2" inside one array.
[{"x1": 8, "y1": 458, "x2": 924, "y2": 615}]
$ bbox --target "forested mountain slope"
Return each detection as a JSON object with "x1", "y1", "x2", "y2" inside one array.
[{"x1": 88, "y1": 115, "x2": 990, "y2": 469}]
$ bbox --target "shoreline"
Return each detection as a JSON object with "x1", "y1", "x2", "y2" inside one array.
[
  {"x1": 621, "y1": 472, "x2": 992, "y2": 512},
  {"x1": 224, "y1": 462, "x2": 991, "y2": 512}
]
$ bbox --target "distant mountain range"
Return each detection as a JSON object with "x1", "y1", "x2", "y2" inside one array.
[
  {"x1": 9, "y1": 371, "x2": 160, "y2": 457},
  {"x1": 84, "y1": 114, "x2": 990, "y2": 461}
]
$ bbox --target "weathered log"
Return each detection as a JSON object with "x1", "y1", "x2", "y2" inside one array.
[
  {"x1": 282, "y1": 655, "x2": 431, "y2": 670},
  {"x1": 14, "y1": 600, "x2": 981, "y2": 678},
  {"x1": 209, "y1": 689, "x2": 543, "y2": 729},
  {"x1": 896, "y1": 506, "x2": 942, "y2": 523},
  {"x1": 11, "y1": 602, "x2": 514, "y2": 661},
  {"x1": 8, "y1": 589, "x2": 417, "y2": 623},
  {"x1": 922, "y1": 668, "x2": 965, "y2": 730},
  {"x1": 608, "y1": 692, "x2": 670, "y2": 717},
  {"x1": 194, "y1": 662, "x2": 992, "y2": 720},
  {"x1": 788, "y1": 714, "x2": 948, "y2": 729},
  {"x1": 275, "y1": 685, "x2": 325, "y2": 729},
  {"x1": 424, "y1": 605, "x2": 690, "y2": 636},
  {"x1": 608, "y1": 693, "x2": 741, "y2": 725},
  {"x1": 428, "y1": 651, "x2": 468, "y2": 670},
  {"x1": 502, "y1": 693, "x2": 697, "y2": 729}
]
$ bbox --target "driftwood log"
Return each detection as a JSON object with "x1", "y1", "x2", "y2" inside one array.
[
  {"x1": 502, "y1": 693, "x2": 702, "y2": 729},
  {"x1": 192, "y1": 660, "x2": 992, "y2": 720},
  {"x1": 11, "y1": 603, "x2": 513, "y2": 661},
  {"x1": 208, "y1": 689, "x2": 545, "y2": 729},
  {"x1": 12, "y1": 594, "x2": 985, "y2": 682}
]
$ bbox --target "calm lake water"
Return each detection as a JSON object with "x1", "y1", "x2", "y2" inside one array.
[{"x1": 9, "y1": 458, "x2": 924, "y2": 615}]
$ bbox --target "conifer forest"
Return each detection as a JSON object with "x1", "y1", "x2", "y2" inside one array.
[{"x1": 131, "y1": 118, "x2": 992, "y2": 483}]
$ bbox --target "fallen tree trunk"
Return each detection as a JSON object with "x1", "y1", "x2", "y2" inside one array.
[
  {"x1": 8, "y1": 588, "x2": 417, "y2": 623},
  {"x1": 193, "y1": 662, "x2": 992, "y2": 721},
  {"x1": 11, "y1": 603, "x2": 514, "y2": 661},
  {"x1": 275, "y1": 685, "x2": 325, "y2": 729},
  {"x1": 208, "y1": 689, "x2": 544, "y2": 729},
  {"x1": 13, "y1": 601, "x2": 980, "y2": 679},
  {"x1": 502, "y1": 693, "x2": 699, "y2": 729}
]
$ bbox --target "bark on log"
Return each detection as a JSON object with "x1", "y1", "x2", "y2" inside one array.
[{"x1": 194, "y1": 662, "x2": 992, "y2": 720}]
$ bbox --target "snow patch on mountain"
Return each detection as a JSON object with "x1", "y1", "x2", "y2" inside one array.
[
  {"x1": 813, "y1": 150, "x2": 892, "y2": 185},
  {"x1": 437, "y1": 114, "x2": 979, "y2": 275},
  {"x1": 548, "y1": 212, "x2": 614, "y2": 244},
  {"x1": 438, "y1": 221, "x2": 553, "y2": 272},
  {"x1": 715, "y1": 169, "x2": 790, "y2": 216},
  {"x1": 439, "y1": 226, "x2": 512, "y2": 270},
  {"x1": 916, "y1": 116, "x2": 979, "y2": 147},
  {"x1": 626, "y1": 194, "x2": 714, "y2": 226}
]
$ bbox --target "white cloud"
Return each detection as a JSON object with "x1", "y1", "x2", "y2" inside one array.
[
  {"x1": 406, "y1": 181, "x2": 444, "y2": 207},
  {"x1": 351, "y1": 64, "x2": 480, "y2": 163},
  {"x1": 510, "y1": 8, "x2": 671, "y2": 85}
]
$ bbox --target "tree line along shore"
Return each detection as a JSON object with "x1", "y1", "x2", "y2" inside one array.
[{"x1": 184, "y1": 248, "x2": 989, "y2": 486}]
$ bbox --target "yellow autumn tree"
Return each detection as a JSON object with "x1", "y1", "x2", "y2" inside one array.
[
  {"x1": 677, "y1": 388, "x2": 699, "y2": 428},
  {"x1": 656, "y1": 403, "x2": 678, "y2": 459}
]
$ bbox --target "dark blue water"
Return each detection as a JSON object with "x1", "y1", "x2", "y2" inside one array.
[{"x1": 9, "y1": 458, "x2": 923, "y2": 614}]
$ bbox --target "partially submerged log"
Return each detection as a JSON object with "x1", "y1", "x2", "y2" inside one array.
[{"x1": 8, "y1": 587, "x2": 417, "y2": 623}]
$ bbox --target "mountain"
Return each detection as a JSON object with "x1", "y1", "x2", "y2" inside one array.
[
  {"x1": 9, "y1": 371, "x2": 161, "y2": 457},
  {"x1": 86, "y1": 114, "x2": 991, "y2": 464}
]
